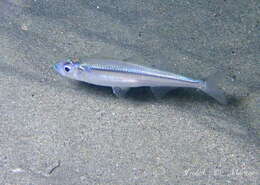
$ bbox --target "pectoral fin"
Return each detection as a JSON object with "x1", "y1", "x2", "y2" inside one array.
[
  {"x1": 112, "y1": 87, "x2": 130, "y2": 97},
  {"x1": 150, "y1": 87, "x2": 176, "y2": 98}
]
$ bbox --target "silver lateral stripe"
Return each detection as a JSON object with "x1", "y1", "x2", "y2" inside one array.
[{"x1": 81, "y1": 63, "x2": 199, "y2": 83}]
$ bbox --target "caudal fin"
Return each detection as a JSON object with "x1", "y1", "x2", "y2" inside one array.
[{"x1": 201, "y1": 72, "x2": 227, "y2": 105}]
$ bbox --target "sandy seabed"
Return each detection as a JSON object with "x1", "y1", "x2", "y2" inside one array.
[{"x1": 0, "y1": 0, "x2": 259, "y2": 184}]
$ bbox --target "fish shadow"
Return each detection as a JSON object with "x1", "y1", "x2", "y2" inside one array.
[
  {"x1": 74, "y1": 81, "x2": 112, "y2": 97},
  {"x1": 74, "y1": 81, "x2": 153, "y2": 101},
  {"x1": 72, "y1": 81, "x2": 259, "y2": 144},
  {"x1": 164, "y1": 88, "x2": 239, "y2": 106},
  {"x1": 74, "y1": 81, "x2": 237, "y2": 105}
]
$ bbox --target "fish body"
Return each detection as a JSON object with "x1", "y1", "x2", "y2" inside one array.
[{"x1": 54, "y1": 58, "x2": 227, "y2": 104}]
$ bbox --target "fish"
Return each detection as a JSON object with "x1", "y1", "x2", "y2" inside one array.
[{"x1": 54, "y1": 58, "x2": 227, "y2": 104}]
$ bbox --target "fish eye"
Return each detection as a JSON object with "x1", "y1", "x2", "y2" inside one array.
[{"x1": 64, "y1": 66, "x2": 71, "y2": 72}]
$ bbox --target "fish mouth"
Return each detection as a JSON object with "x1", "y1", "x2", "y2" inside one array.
[{"x1": 53, "y1": 63, "x2": 59, "y2": 72}]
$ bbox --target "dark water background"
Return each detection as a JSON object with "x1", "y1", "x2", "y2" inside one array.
[{"x1": 0, "y1": 0, "x2": 259, "y2": 184}]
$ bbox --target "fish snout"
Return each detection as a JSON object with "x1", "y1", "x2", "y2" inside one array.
[
  {"x1": 54, "y1": 63, "x2": 63, "y2": 73},
  {"x1": 53, "y1": 63, "x2": 58, "y2": 70}
]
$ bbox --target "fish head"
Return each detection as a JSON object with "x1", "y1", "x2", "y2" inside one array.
[{"x1": 54, "y1": 59, "x2": 82, "y2": 80}]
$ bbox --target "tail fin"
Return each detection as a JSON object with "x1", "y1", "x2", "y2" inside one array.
[{"x1": 201, "y1": 72, "x2": 227, "y2": 105}]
